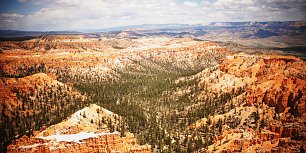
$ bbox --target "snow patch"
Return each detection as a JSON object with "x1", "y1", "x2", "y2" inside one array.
[{"x1": 38, "y1": 132, "x2": 118, "y2": 143}]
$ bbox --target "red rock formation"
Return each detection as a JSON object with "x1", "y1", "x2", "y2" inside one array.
[
  {"x1": 8, "y1": 132, "x2": 151, "y2": 153},
  {"x1": 220, "y1": 54, "x2": 306, "y2": 115},
  {"x1": 204, "y1": 53, "x2": 306, "y2": 152}
]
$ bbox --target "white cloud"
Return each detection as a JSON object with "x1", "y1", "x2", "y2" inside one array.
[
  {"x1": 1, "y1": 13, "x2": 24, "y2": 18},
  {"x1": 0, "y1": 0, "x2": 305, "y2": 30},
  {"x1": 183, "y1": 1, "x2": 198, "y2": 8},
  {"x1": 0, "y1": 13, "x2": 25, "y2": 30}
]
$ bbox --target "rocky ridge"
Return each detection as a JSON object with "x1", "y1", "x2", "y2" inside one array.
[
  {"x1": 186, "y1": 53, "x2": 306, "y2": 152},
  {"x1": 7, "y1": 104, "x2": 151, "y2": 153}
]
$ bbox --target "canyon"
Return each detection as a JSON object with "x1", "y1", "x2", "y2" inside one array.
[{"x1": 0, "y1": 33, "x2": 305, "y2": 152}]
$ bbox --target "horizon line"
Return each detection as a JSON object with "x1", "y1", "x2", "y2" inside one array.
[{"x1": 1, "y1": 20, "x2": 305, "y2": 32}]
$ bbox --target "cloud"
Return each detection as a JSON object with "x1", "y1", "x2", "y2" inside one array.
[
  {"x1": 0, "y1": 13, "x2": 24, "y2": 23},
  {"x1": 183, "y1": 1, "x2": 198, "y2": 8},
  {"x1": 0, "y1": 0, "x2": 305, "y2": 30},
  {"x1": 255, "y1": 0, "x2": 306, "y2": 10},
  {"x1": 0, "y1": 13, "x2": 25, "y2": 29},
  {"x1": 23, "y1": 0, "x2": 187, "y2": 30}
]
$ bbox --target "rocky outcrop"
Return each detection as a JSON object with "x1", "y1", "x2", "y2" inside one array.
[
  {"x1": 7, "y1": 104, "x2": 151, "y2": 153},
  {"x1": 8, "y1": 132, "x2": 151, "y2": 153},
  {"x1": 219, "y1": 53, "x2": 306, "y2": 115},
  {"x1": 201, "y1": 53, "x2": 306, "y2": 152}
]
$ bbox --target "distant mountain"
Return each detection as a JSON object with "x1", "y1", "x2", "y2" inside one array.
[
  {"x1": 0, "y1": 30, "x2": 81, "y2": 41},
  {"x1": 1, "y1": 21, "x2": 305, "y2": 55},
  {"x1": 93, "y1": 21, "x2": 306, "y2": 32},
  {"x1": 208, "y1": 21, "x2": 306, "y2": 28}
]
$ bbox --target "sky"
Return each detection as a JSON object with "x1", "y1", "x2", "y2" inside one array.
[{"x1": 0, "y1": 0, "x2": 305, "y2": 31}]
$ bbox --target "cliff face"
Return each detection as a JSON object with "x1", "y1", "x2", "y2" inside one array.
[
  {"x1": 8, "y1": 132, "x2": 151, "y2": 153},
  {"x1": 220, "y1": 54, "x2": 306, "y2": 115},
  {"x1": 192, "y1": 53, "x2": 306, "y2": 152}
]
